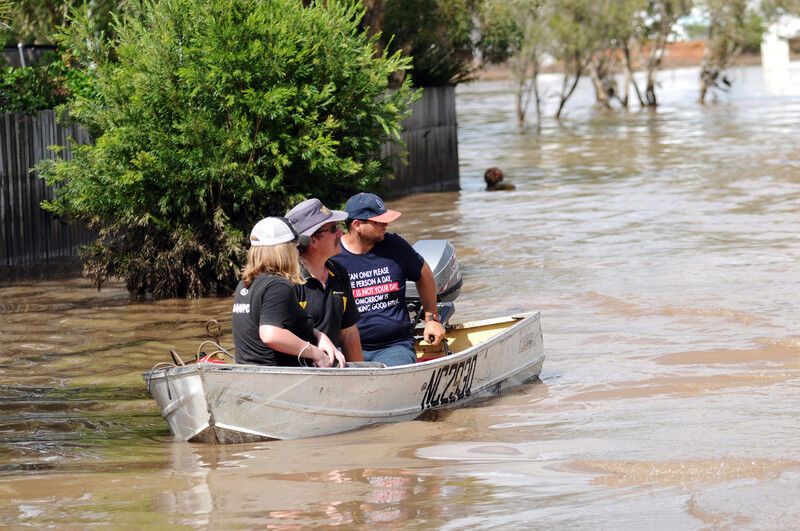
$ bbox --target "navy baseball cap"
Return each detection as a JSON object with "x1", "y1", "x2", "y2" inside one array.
[{"x1": 344, "y1": 193, "x2": 401, "y2": 223}]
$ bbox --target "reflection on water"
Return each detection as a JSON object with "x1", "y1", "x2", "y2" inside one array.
[{"x1": 2, "y1": 64, "x2": 800, "y2": 526}]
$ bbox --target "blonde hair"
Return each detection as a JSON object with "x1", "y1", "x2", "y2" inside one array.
[{"x1": 243, "y1": 242, "x2": 305, "y2": 287}]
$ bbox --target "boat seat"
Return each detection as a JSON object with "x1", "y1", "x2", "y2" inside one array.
[{"x1": 344, "y1": 361, "x2": 386, "y2": 368}]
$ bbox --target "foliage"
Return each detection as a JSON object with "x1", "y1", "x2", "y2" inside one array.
[
  {"x1": 740, "y1": 11, "x2": 766, "y2": 54},
  {"x1": 0, "y1": 0, "x2": 11, "y2": 32},
  {"x1": 759, "y1": 0, "x2": 800, "y2": 22},
  {"x1": 476, "y1": 1, "x2": 525, "y2": 65},
  {"x1": 382, "y1": 0, "x2": 478, "y2": 86},
  {"x1": 682, "y1": 21, "x2": 709, "y2": 40},
  {"x1": 0, "y1": 0, "x2": 126, "y2": 46},
  {"x1": 40, "y1": 0, "x2": 416, "y2": 298},
  {"x1": 0, "y1": 53, "x2": 95, "y2": 113}
]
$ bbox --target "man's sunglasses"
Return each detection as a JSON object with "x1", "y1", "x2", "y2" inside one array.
[{"x1": 313, "y1": 223, "x2": 342, "y2": 236}]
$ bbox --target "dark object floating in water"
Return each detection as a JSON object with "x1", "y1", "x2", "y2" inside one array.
[{"x1": 484, "y1": 167, "x2": 516, "y2": 191}]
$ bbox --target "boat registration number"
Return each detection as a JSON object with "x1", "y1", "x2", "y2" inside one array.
[{"x1": 420, "y1": 354, "x2": 478, "y2": 410}]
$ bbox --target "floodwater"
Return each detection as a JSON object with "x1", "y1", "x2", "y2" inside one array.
[{"x1": 2, "y1": 64, "x2": 800, "y2": 527}]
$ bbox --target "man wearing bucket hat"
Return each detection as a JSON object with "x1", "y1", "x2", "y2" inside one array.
[
  {"x1": 331, "y1": 192, "x2": 445, "y2": 367},
  {"x1": 286, "y1": 198, "x2": 363, "y2": 362},
  {"x1": 231, "y1": 216, "x2": 345, "y2": 368}
]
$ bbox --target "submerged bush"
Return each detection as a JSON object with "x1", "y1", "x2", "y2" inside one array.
[{"x1": 40, "y1": 0, "x2": 416, "y2": 298}]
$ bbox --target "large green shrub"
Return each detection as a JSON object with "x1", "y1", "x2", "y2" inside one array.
[{"x1": 40, "y1": 0, "x2": 416, "y2": 298}]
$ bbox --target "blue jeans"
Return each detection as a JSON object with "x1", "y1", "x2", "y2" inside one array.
[{"x1": 363, "y1": 344, "x2": 416, "y2": 367}]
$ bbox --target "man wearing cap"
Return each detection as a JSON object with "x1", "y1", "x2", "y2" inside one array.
[
  {"x1": 286, "y1": 198, "x2": 363, "y2": 362},
  {"x1": 331, "y1": 192, "x2": 446, "y2": 367}
]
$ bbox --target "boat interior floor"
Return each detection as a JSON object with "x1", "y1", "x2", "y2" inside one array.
[{"x1": 416, "y1": 315, "x2": 523, "y2": 362}]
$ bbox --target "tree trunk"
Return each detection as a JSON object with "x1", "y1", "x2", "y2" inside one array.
[
  {"x1": 621, "y1": 40, "x2": 643, "y2": 108},
  {"x1": 533, "y1": 62, "x2": 542, "y2": 127},
  {"x1": 699, "y1": 42, "x2": 743, "y2": 104},
  {"x1": 556, "y1": 56, "x2": 583, "y2": 119},
  {"x1": 512, "y1": 50, "x2": 542, "y2": 127},
  {"x1": 515, "y1": 83, "x2": 526, "y2": 125},
  {"x1": 698, "y1": 46, "x2": 714, "y2": 104},
  {"x1": 588, "y1": 59, "x2": 612, "y2": 109},
  {"x1": 641, "y1": 34, "x2": 667, "y2": 108},
  {"x1": 645, "y1": 68, "x2": 657, "y2": 107},
  {"x1": 699, "y1": 76, "x2": 710, "y2": 103},
  {"x1": 619, "y1": 68, "x2": 630, "y2": 108}
]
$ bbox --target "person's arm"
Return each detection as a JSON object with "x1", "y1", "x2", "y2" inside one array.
[
  {"x1": 339, "y1": 324, "x2": 363, "y2": 362},
  {"x1": 314, "y1": 329, "x2": 346, "y2": 368},
  {"x1": 258, "y1": 325, "x2": 331, "y2": 367},
  {"x1": 416, "y1": 262, "x2": 446, "y2": 345}
]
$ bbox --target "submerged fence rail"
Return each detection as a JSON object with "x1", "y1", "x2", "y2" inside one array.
[
  {"x1": 1, "y1": 110, "x2": 94, "y2": 280},
  {"x1": 0, "y1": 87, "x2": 459, "y2": 280}
]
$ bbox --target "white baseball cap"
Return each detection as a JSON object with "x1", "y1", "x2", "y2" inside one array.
[{"x1": 249, "y1": 217, "x2": 298, "y2": 246}]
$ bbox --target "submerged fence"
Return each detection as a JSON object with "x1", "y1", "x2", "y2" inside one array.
[
  {"x1": 382, "y1": 85, "x2": 460, "y2": 197},
  {"x1": 0, "y1": 110, "x2": 94, "y2": 280},
  {"x1": 0, "y1": 87, "x2": 459, "y2": 280}
]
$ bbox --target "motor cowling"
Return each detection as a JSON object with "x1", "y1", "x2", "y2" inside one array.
[{"x1": 406, "y1": 240, "x2": 462, "y2": 326}]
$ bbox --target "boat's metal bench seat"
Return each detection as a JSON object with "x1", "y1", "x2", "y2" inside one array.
[{"x1": 344, "y1": 361, "x2": 386, "y2": 368}]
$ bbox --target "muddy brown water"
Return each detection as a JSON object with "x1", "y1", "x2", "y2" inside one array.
[{"x1": 2, "y1": 65, "x2": 800, "y2": 527}]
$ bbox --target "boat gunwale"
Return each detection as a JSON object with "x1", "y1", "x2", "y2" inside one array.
[{"x1": 142, "y1": 311, "x2": 541, "y2": 381}]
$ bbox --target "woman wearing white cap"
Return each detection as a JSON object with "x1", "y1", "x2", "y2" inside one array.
[{"x1": 231, "y1": 217, "x2": 345, "y2": 368}]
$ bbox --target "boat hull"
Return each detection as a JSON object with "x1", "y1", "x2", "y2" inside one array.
[{"x1": 144, "y1": 312, "x2": 544, "y2": 443}]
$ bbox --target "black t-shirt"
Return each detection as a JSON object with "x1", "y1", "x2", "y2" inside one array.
[
  {"x1": 293, "y1": 259, "x2": 359, "y2": 348},
  {"x1": 331, "y1": 233, "x2": 424, "y2": 350},
  {"x1": 231, "y1": 273, "x2": 315, "y2": 366}
]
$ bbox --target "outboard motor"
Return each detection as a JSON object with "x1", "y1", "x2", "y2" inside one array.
[{"x1": 406, "y1": 240, "x2": 462, "y2": 328}]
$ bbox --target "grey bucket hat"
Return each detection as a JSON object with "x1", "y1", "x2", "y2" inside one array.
[{"x1": 286, "y1": 198, "x2": 348, "y2": 236}]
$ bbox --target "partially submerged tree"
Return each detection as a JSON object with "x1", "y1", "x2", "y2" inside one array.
[
  {"x1": 479, "y1": 0, "x2": 551, "y2": 125},
  {"x1": 697, "y1": 0, "x2": 751, "y2": 103},
  {"x1": 582, "y1": 0, "x2": 631, "y2": 110},
  {"x1": 549, "y1": 0, "x2": 601, "y2": 118},
  {"x1": 610, "y1": 0, "x2": 647, "y2": 108},
  {"x1": 40, "y1": 0, "x2": 416, "y2": 298},
  {"x1": 639, "y1": 0, "x2": 693, "y2": 107},
  {"x1": 697, "y1": 0, "x2": 800, "y2": 103}
]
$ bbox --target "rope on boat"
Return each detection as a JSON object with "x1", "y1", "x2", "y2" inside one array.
[
  {"x1": 194, "y1": 340, "x2": 234, "y2": 362},
  {"x1": 194, "y1": 319, "x2": 235, "y2": 362}
]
